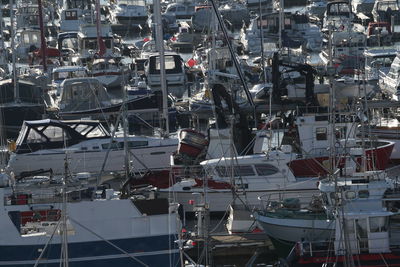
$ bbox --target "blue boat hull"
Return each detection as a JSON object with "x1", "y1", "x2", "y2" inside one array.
[{"x1": 0, "y1": 234, "x2": 180, "y2": 266}]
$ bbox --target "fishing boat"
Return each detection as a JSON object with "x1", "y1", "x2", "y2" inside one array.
[
  {"x1": 255, "y1": 108, "x2": 395, "y2": 177},
  {"x1": 282, "y1": 170, "x2": 400, "y2": 266},
  {"x1": 7, "y1": 119, "x2": 178, "y2": 176},
  {"x1": 0, "y1": 172, "x2": 181, "y2": 266}
]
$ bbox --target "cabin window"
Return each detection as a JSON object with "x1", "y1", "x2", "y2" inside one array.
[
  {"x1": 254, "y1": 164, "x2": 279, "y2": 176},
  {"x1": 65, "y1": 10, "x2": 78, "y2": 20},
  {"x1": 156, "y1": 56, "x2": 176, "y2": 70},
  {"x1": 345, "y1": 191, "x2": 356, "y2": 199},
  {"x1": 26, "y1": 129, "x2": 46, "y2": 143},
  {"x1": 42, "y1": 126, "x2": 69, "y2": 142},
  {"x1": 358, "y1": 190, "x2": 369, "y2": 198},
  {"x1": 101, "y1": 142, "x2": 120, "y2": 149},
  {"x1": 234, "y1": 166, "x2": 255, "y2": 176},
  {"x1": 81, "y1": 147, "x2": 88, "y2": 150},
  {"x1": 369, "y1": 216, "x2": 388, "y2": 232},
  {"x1": 316, "y1": 127, "x2": 327, "y2": 141},
  {"x1": 120, "y1": 141, "x2": 149, "y2": 148},
  {"x1": 93, "y1": 146, "x2": 100, "y2": 149},
  {"x1": 215, "y1": 165, "x2": 255, "y2": 177},
  {"x1": 177, "y1": 6, "x2": 185, "y2": 12},
  {"x1": 168, "y1": 7, "x2": 176, "y2": 12}
]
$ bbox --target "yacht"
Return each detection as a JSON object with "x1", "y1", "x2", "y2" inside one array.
[
  {"x1": 7, "y1": 119, "x2": 178, "y2": 176},
  {"x1": 109, "y1": 0, "x2": 148, "y2": 29}
]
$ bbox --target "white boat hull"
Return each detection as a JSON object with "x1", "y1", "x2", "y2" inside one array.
[{"x1": 254, "y1": 212, "x2": 334, "y2": 243}]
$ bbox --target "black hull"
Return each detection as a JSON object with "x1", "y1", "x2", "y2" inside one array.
[{"x1": 0, "y1": 104, "x2": 45, "y2": 140}]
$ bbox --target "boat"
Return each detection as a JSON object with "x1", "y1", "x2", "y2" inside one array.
[
  {"x1": 164, "y1": 2, "x2": 196, "y2": 19},
  {"x1": 282, "y1": 170, "x2": 400, "y2": 266},
  {"x1": 0, "y1": 172, "x2": 182, "y2": 266},
  {"x1": 109, "y1": 0, "x2": 148, "y2": 29},
  {"x1": 90, "y1": 58, "x2": 130, "y2": 88},
  {"x1": 379, "y1": 51, "x2": 400, "y2": 99},
  {"x1": 144, "y1": 52, "x2": 186, "y2": 98},
  {"x1": 51, "y1": 66, "x2": 88, "y2": 95},
  {"x1": 305, "y1": 0, "x2": 327, "y2": 19},
  {"x1": 72, "y1": 24, "x2": 119, "y2": 65},
  {"x1": 352, "y1": 0, "x2": 375, "y2": 15},
  {"x1": 0, "y1": 79, "x2": 46, "y2": 141},
  {"x1": 372, "y1": 0, "x2": 400, "y2": 41},
  {"x1": 7, "y1": 119, "x2": 178, "y2": 176},
  {"x1": 360, "y1": 47, "x2": 396, "y2": 84},
  {"x1": 255, "y1": 108, "x2": 395, "y2": 177}
]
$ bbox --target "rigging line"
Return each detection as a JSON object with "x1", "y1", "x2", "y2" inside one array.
[
  {"x1": 97, "y1": 103, "x2": 125, "y2": 185},
  {"x1": 33, "y1": 219, "x2": 62, "y2": 267},
  {"x1": 68, "y1": 217, "x2": 149, "y2": 267},
  {"x1": 208, "y1": 0, "x2": 254, "y2": 108}
]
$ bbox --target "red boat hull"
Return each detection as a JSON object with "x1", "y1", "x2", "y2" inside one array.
[{"x1": 289, "y1": 142, "x2": 394, "y2": 177}]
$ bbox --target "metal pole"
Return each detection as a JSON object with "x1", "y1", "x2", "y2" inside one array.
[
  {"x1": 153, "y1": 0, "x2": 169, "y2": 135},
  {"x1": 38, "y1": 0, "x2": 47, "y2": 72},
  {"x1": 10, "y1": 0, "x2": 18, "y2": 101}
]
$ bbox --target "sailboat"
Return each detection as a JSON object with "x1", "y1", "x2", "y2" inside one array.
[
  {"x1": 0, "y1": 0, "x2": 45, "y2": 141},
  {"x1": 0, "y1": 170, "x2": 182, "y2": 266}
]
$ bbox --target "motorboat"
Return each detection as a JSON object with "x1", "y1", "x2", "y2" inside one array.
[
  {"x1": 90, "y1": 58, "x2": 130, "y2": 88},
  {"x1": 7, "y1": 119, "x2": 178, "y2": 176}
]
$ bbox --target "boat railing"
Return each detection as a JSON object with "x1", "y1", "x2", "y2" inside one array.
[
  {"x1": 4, "y1": 189, "x2": 86, "y2": 206},
  {"x1": 258, "y1": 191, "x2": 323, "y2": 213}
]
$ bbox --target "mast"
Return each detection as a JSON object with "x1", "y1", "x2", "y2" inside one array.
[
  {"x1": 38, "y1": 0, "x2": 47, "y2": 72},
  {"x1": 10, "y1": 0, "x2": 18, "y2": 102},
  {"x1": 153, "y1": 0, "x2": 169, "y2": 135}
]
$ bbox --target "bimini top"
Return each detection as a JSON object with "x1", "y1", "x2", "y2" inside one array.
[{"x1": 15, "y1": 119, "x2": 110, "y2": 154}]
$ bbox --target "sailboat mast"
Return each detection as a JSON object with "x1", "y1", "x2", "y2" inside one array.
[
  {"x1": 153, "y1": 0, "x2": 169, "y2": 135},
  {"x1": 10, "y1": 0, "x2": 18, "y2": 102},
  {"x1": 38, "y1": 0, "x2": 47, "y2": 72}
]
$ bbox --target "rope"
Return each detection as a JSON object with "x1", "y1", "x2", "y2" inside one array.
[{"x1": 69, "y1": 217, "x2": 149, "y2": 267}]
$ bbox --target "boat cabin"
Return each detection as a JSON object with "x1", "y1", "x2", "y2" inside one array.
[
  {"x1": 16, "y1": 29, "x2": 41, "y2": 60},
  {"x1": 14, "y1": 119, "x2": 110, "y2": 154},
  {"x1": 59, "y1": 77, "x2": 111, "y2": 112},
  {"x1": 164, "y1": 3, "x2": 195, "y2": 19},
  {"x1": 379, "y1": 52, "x2": 400, "y2": 98},
  {"x1": 145, "y1": 52, "x2": 185, "y2": 87},
  {"x1": 363, "y1": 48, "x2": 396, "y2": 81},
  {"x1": 76, "y1": 24, "x2": 114, "y2": 63},
  {"x1": 51, "y1": 66, "x2": 88, "y2": 94}
]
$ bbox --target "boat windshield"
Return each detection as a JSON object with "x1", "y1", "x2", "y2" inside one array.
[
  {"x1": 53, "y1": 70, "x2": 87, "y2": 81},
  {"x1": 69, "y1": 123, "x2": 109, "y2": 138},
  {"x1": 377, "y1": 1, "x2": 399, "y2": 11}
]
